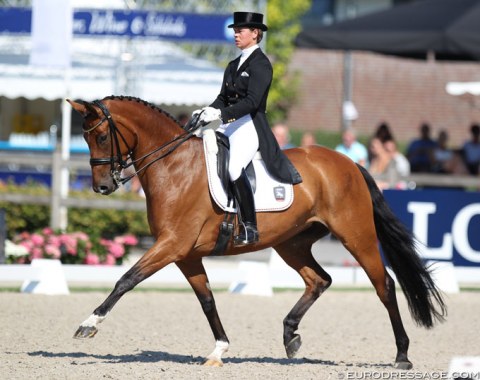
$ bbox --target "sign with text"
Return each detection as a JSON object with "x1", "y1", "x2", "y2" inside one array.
[
  {"x1": 384, "y1": 189, "x2": 480, "y2": 267},
  {"x1": 0, "y1": 7, "x2": 233, "y2": 42}
]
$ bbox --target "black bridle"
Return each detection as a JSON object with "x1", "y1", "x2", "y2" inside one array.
[{"x1": 84, "y1": 100, "x2": 204, "y2": 187}]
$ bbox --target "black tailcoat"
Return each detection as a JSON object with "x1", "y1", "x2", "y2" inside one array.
[{"x1": 210, "y1": 48, "x2": 302, "y2": 185}]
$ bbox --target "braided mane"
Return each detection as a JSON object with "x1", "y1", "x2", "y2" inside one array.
[{"x1": 101, "y1": 95, "x2": 181, "y2": 126}]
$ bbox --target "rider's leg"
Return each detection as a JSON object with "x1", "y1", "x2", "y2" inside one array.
[
  {"x1": 231, "y1": 168, "x2": 258, "y2": 245},
  {"x1": 219, "y1": 116, "x2": 259, "y2": 246}
]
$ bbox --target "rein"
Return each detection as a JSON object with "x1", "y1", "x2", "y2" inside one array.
[{"x1": 85, "y1": 100, "x2": 204, "y2": 186}]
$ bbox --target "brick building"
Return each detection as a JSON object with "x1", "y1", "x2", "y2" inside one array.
[{"x1": 289, "y1": 0, "x2": 480, "y2": 148}]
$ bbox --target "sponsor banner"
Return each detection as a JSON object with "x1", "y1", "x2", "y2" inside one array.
[
  {"x1": 384, "y1": 189, "x2": 480, "y2": 267},
  {"x1": 0, "y1": 7, "x2": 233, "y2": 42}
]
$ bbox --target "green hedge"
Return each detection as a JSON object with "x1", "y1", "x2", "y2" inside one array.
[{"x1": 0, "y1": 182, "x2": 150, "y2": 240}]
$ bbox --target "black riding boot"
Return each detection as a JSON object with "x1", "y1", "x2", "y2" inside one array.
[{"x1": 232, "y1": 169, "x2": 259, "y2": 246}]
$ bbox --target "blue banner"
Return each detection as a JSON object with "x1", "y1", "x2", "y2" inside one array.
[
  {"x1": 384, "y1": 189, "x2": 480, "y2": 267},
  {"x1": 0, "y1": 7, "x2": 234, "y2": 42}
]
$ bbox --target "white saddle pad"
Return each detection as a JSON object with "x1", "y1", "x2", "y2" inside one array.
[{"x1": 202, "y1": 129, "x2": 294, "y2": 213}]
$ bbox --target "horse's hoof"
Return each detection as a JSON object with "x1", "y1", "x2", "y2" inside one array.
[
  {"x1": 73, "y1": 325, "x2": 98, "y2": 339},
  {"x1": 285, "y1": 334, "x2": 302, "y2": 359},
  {"x1": 203, "y1": 358, "x2": 223, "y2": 367},
  {"x1": 395, "y1": 360, "x2": 413, "y2": 370}
]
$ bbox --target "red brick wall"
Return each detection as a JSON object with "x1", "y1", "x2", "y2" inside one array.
[{"x1": 287, "y1": 49, "x2": 480, "y2": 147}]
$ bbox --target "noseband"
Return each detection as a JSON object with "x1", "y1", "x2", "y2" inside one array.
[{"x1": 84, "y1": 100, "x2": 203, "y2": 187}]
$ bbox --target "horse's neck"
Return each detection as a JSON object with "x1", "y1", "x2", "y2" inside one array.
[
  {"x1": 132, "y1": 112, "x2": 185, "y2": 158},
  {"x1": 132, "y1": 117, "x2": 204, "y2": 197}
]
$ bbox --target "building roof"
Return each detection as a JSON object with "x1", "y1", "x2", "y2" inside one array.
[{"x1": 0, "y1": 36, "x2": 223, "y2": 105}]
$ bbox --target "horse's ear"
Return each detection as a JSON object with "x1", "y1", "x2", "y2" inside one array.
[{"x1": 67, "y1": 99, "x2": 98, "y2": 117}]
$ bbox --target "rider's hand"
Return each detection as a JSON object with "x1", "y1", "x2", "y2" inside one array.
[
  {"x1": 199, "y1": 107, "x2": 221, "y2": 124},
  {"x1": 191, "y1": 109, "x2": 202, "y2": 118}
]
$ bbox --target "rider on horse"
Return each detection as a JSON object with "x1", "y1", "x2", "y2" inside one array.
[{"x1": 194, "y1": 11, "x2": 302, "y2": 246}]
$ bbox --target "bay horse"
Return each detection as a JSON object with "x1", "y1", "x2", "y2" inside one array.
[{"x1": 68, "y1": 96, "x2": 446, "y2": 369}]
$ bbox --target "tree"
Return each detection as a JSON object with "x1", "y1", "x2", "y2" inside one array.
[{"x1": 266, "y1": 0, "x2": 312, "y2": 123}]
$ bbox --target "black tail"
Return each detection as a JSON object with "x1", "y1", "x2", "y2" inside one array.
[{"x1": 357, "y1": 165, "x2": 447, "y2": 328}]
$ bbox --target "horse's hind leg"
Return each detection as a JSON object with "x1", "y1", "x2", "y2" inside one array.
[
  {"x1": 333, "y1": 224, "x2": 412, "y2": 369},
  {"x1": 273, "y1": 226, "x2": 332, "y2": 359},
  {"x1": 176, "y1": 258, "x2": 229, "y2": 367}
]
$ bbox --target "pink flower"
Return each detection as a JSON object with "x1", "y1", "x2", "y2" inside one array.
[
  {"x1": 42, "y1": 227, "x2": 54, "y2": 236},
  {"x1": 59, "y1": 234, "x2": 78, "y2": 255},
  {"x1": 19, "y1": 231, "x2": 31, "y2": 240},
  {"x1": 19, "y1": 241, "x2": 33, "y2": 252},
  {"x1": 103, "y1": 254, "x2": 116, "y2": 266},
  {"x1": 115, "y1": 235, "x2": 138, "y2": 246},
  {"x1": 31, "y1": 247, "x2": 43, "y2": 259},
  {"x1": 108, "y1": 242, "x2": 125, "y2": 258},
  {"x1": 47, "y1": 235, "x2": 61, "y2": 248},
  {"x1": 16, "y1": 256, "x2": 27, "y2": 264},
  {"x1": 71, "y1": 232, "x2": 89, "y2": 241},
  {"x1": 85, "y1": 253, "x2": 100, "y2": 265},
  {"x1": 44, "y1": 244, "x2": 61, "y2": 259},
  {"x1": 30, "y1": 233, "x2": 45, "y2": 246}
]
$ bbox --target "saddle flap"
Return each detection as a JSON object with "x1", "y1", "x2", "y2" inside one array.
[{"x1": 203, "y1": 132, "x2": 293, "y2": 213}]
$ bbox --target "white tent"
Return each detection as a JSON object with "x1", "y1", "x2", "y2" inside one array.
[{"x1": 0, "y1": 36, "x2": 223, "y2": 105}]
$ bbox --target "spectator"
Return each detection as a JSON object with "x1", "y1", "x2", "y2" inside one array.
[
  {"x1": 433, "y1": 130, "x2": 454, "y2": 174},
  {"x1": 444, "y1": 149, "x2": 469, "y2": 175},
  {"x1": 368, "y1": 138, "x2": 391, "y2": 176},
  {"x1": 300, "y1": 132, "x2": 317, "y2": 147},
  {"x1": 272, "y1": 123, "x2": 296, "y2": 149},
  {"x1": 369, "y1": 122, "x2": 393, "y2": 162},
  {"x1": 385, "y1": 140, "x2": 410, "y2": 177},
  {"x1": 462, "y1": 123, "x2": 480, "y2": 175},
  {"x1": 370, "y1": 138, "x2": 410, "y2": 190},
  {"x1": 335, "y1": 128, "x2": 368, "y2": 167},
  {"x1": 406, "y1": 123, "x2": 437, "y2": 173},
  {"x1": 374, "y1": 122, "x2": 394, "y2": 143}
]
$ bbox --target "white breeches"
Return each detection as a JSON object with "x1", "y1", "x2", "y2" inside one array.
[{"x1": 217, "y1": 114, "x2": 259, "y2": 181}]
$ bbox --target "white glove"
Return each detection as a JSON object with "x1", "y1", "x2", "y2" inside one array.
[
  {"x1": 199, "y1": 107, "x2": 221, "y2": 124},
  {"x1": 191, "y1": 109, "x2": 202, "y2": 118}
]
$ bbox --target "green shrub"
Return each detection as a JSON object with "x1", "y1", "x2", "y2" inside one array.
[{"x1": 0, "y1": 183, "x2": 150, "y2": 240}]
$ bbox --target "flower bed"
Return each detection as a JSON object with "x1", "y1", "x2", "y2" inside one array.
[{"x1": 7, "y1": 228, "x2": 138, "y2": 265}]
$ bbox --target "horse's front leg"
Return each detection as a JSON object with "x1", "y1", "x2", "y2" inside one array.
[
  {"x1": 74, "y1": 237, "x2": 183, "y2": 339},
  {"x1": 176, "y1": 258, "x2": 229, "y2": 367}
]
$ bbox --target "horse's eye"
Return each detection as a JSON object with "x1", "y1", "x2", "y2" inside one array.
[{"x1": 97, "y1": 133, "x2": 108, "y2": 144}]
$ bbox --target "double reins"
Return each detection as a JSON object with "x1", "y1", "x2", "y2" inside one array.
[{"x1": 85, "y1": 100, "x2": 204, "y2": 186}]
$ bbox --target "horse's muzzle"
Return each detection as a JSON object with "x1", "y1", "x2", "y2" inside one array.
[{"x1": 93, "y1": 183, "x2": 118, "y2": 195}]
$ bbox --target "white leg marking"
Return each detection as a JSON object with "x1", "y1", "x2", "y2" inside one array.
[
  {"x1": 81, "y1": 313, "x2": 107, "y2": 328},
  {"x1": 206, "y1": 340, "x2": 229, "y2": 363}
]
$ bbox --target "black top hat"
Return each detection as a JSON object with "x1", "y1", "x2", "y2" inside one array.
[{"x1": 228, "y1": 12, "x2": 268, "y2": 31}]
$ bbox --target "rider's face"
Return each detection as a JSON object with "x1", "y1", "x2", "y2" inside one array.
[{"x1": 233, "y1": 27, "x2": 258, "y2": 50}]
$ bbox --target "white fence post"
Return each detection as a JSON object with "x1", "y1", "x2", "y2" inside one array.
[{"x1": 50, "y1": 144, "x2": 63, "y2": 230}]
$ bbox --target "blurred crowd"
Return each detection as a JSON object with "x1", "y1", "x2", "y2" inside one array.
[
  {"x1": 125, "y1": 117, "x2": 479, "y2": 195},
  {"x1": 272, "y1": 121, "x2": 480, "y2": 191}
]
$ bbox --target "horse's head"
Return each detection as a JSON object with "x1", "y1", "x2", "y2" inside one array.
[{"x1": 68, "y1": 99, "x2": 136, "y2": 195}]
